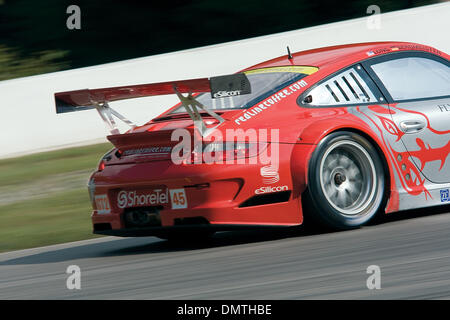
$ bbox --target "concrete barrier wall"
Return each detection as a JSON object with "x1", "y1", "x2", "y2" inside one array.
[{"x1": 1, "y1": 2, "x2": 449, "y2": 158}]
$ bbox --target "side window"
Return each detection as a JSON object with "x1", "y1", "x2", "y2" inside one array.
[
  {"x1": 370, "y1": 57, "x2": 450, "y2": 101},
  {"x1": 300, "y1": 66, "x2": 379, "y2": 106}
]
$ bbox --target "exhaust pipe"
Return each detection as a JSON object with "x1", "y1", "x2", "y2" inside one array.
[{"x1": 124, "y1": 207, "x2": 161, "y2": 227}]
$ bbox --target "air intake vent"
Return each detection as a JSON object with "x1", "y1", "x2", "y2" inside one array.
[
  {"x1": 302, "y1": 66, "x2": 378, "y2": 106},
  {"x1": 239, "y1": 191, "x2": 291, "y2": 208}
]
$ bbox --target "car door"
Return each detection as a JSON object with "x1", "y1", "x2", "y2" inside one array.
[{"x1": 364, "y1": 52, "x2": 450, "y2": 184}]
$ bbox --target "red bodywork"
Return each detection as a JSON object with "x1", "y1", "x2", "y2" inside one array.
[{"x1": 62, "y1": 41, "x2": 449, "y2": 236}]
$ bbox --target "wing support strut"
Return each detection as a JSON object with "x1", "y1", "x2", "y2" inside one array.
[
  {"x1": 173, "y1": 87, "x2": 225, "y2": 137},
  {"x1": 94, "y1": 102, "x2": 137, "y2": 135}
]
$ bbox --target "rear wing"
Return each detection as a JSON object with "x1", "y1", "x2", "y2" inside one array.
[{"x1": 55, "y1": 74, "x2": 251, "y2": 136}]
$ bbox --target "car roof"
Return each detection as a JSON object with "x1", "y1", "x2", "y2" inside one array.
[{"x1": 243, "y1": 41, "x2": 447, "y2": 71}]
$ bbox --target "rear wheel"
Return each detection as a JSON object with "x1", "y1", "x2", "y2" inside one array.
[{"x1": 304, "y1": 131, "x2": 385, "y2": 230}]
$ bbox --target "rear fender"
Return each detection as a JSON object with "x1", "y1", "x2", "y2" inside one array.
[{"x1": 291, "y1": 116, "x2": 399, "y2": 213}]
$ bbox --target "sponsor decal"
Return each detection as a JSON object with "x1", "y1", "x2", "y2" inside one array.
[
  {"x1": 210, "y1": 73, "x2": 251, "y2": 99},
  {"x1": 438, "y1": 104, "x2": 450, "y2": 113},
  {"x1": 213, "y1": 90, "x2": 242, "y2": 98},
  {"x1": 370, "y1": 47, "x2": 391, "y2": 55},
  {"x1": 95, "y1": 194, "x2": 111, "y2": 214},
  {"x1": 117, "y1": 189, "x2": 169, "y2": 209},
  {"x1": 440, "y1": 189, "x2": 450, "y2": 203},
  {"x1": 367, "y1": 45, "x2": 443, "y2": 57},
  {"x1": 255, "y1": 185, "x2": 288, "y2": 194},
  {"x1": 169, "y1": 188, "x2": 188, "y2": 209},
  {"x1": 260, "y1": 165, "x2": 280, "y2": 184},
  {"x1": 392, "y1": 44, "x2": 442, "y2": 55},
  {"x1": 235, "y1": 80, "x2": 308, "y2": 125},
  {"x1": 123, "y1": 146, "x2": 172, "y2": 156}
]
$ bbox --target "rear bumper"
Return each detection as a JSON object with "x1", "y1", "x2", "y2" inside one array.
[
  {"x1": 92, "y1": 195, "x2": 303, "y2": 236},
  {"x1": 90, "y1": 143, "x2": 314, "y2": 236}
]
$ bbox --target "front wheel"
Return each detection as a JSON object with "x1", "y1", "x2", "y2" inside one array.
[{"x1": 304, "y1": 131, "x2": 385, "y2": 230}]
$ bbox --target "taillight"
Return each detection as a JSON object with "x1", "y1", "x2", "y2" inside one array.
[
  {"x1": 97, "y1": 148, "x2": 116, "y2": 171},
  {"x1": 97, "y1": 160, "x2": 106, "y2": 171}
]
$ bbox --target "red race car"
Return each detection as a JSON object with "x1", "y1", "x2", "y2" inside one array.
[{"x1": 56, "y1": 41, "x2": 450, "y2": 239}]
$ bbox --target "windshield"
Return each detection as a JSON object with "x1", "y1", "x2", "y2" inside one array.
[{"x1": 169, "y1": 66, "x2": 318, "y2": 114}]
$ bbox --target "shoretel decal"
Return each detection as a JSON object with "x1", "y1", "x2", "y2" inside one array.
[{"x1": 234, "y1": 80, "x2": 308, "y2": 125}]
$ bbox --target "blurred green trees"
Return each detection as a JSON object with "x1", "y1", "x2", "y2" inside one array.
[
  {"x1": 0, "y1": 0, "x2": 439, "y2": 81},
  {"x1": 0, "y1": 45, "x2": 69, "y2": 80}
]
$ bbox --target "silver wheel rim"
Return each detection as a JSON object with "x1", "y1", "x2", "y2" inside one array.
[{"x1": 319, "y1": 140, "x2": 377, "y2": 216}]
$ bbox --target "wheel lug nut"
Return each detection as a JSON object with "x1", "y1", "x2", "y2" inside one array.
[{"x1": 334, "y1": 173, "x2": 346, "y2": 185}]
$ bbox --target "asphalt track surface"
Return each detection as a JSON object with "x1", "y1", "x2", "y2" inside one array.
[{"x1": 1, "y1": 205, "x2": 450, "y2": 299}]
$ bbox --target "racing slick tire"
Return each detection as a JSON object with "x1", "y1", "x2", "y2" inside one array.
[{"x1": 303, "y1": 131, "x2": 385, "y2": 230}]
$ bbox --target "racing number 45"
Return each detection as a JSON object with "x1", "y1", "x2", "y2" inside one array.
[{"x1": 169, "y1": 189, "x2": 188, "y2": 209}]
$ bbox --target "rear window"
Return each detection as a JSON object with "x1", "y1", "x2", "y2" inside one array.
[{"x1": 169, "y1": 66, "x2": 318, "y2": 113}]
